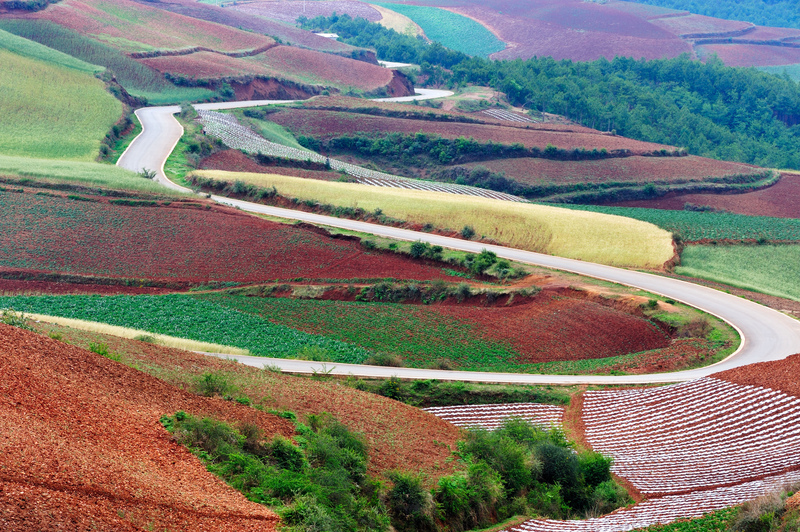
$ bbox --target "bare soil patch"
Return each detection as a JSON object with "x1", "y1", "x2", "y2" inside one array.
[
  {"x1": 200, "y1": 149, "x2": 342, "y2": 181},
  {"x1": 715, "y1": 352, "x2": 800, "y2": 398},
  {"x1": 0, "y1": 323, "x2": 293, "y2": 531},
  {"x1": 604, "y1": 173, "x2": 800, "y2": 218}
]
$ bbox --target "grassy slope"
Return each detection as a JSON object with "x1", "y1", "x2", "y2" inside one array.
[
  {"x1": 676, "y1": 244, "x2": 800, "y2": 302},
  {"x1": 0, "y1": 155, "x2": 182, "y2": 195},
  {"x1": 0, "y1": 27, "x2": 102, "y2": 74},
  {"x1": 192, "y1": 170, "x2": 675, "y2": 268},
  {"x1": 0, "y1": 47, "x2": 121, "y2": 161},
  {"x1": 372, "y1": 1, "x2": 505, "y2": 57}
]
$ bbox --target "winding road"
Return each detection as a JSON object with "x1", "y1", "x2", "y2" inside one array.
[{"x1": 117, "y1": 92, "x2": 800, "y2": 385}]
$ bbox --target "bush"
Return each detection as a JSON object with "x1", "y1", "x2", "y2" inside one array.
[
  {"x1": 0, "y1": 308, "x2": 32, "y2": 330},
  {"x1": 387, "y1": 471, "x2": 435, "y2": 531},
  {"x1": 89, "y1": 342, "x2": 121, "y2": 361},
  {"x1": 194, "y1": 371, "x2": 235, "y2": 397},
  {"x1": 460, "y1": 225, "x2": 476, "y2": 239},
  {"x1": 464, "y1": 249, "x2": 497, "y2": 275}
]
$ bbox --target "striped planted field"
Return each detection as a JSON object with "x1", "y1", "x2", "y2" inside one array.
[{"x1": 424, "y1": 403, "x2": 564, "y2": 430}]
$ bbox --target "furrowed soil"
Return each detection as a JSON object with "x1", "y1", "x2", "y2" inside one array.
[
  {"x1": 604, "y1": 173, "x2": 800, "y2": 219},
  {"x1": 25, "y1": 322, "x2": 463, "y2": 480},
  {"x1": 462, "y1": 156, "x2": 758, "y2": 185},
  {"x1": 0, "y1": 188, "x2": 458, "y2": 283},
  {"x1": 0, "y1": 323, "x2": 294, "y2": 531},
  {"x1": 267, "y1": 109, "x2": 674, "y2": 153},
  {"x1": 200, "y1": 149, "x2": 343, "y2": 181},
  {"x1": 715, "y1": 351, "x2": 800, "y2": 398}
]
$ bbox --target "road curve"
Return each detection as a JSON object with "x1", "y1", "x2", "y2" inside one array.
[{"x1": 118, "y1": 97, "x2": 800, "y2": 385}]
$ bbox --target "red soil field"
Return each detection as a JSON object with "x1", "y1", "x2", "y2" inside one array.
[
  {"x1": 26, "y1": 0, "x2": 272, "y2": 53},
  {"x1": 651, "y1": 14, "x2": 753, "y2": 37},
  {"x1": 463, "y1": 155, "x2": 758, "y2": 185},
  {"x1": 697, "y1": 43, "x2": 800, "y2": 67},
  {"x1": 715, "y1": 351, "x2": 800, "y2": 399},
  {"x1": 133, "y1": 0, "x2": 360, "y2": 55},
  {"x1": 0, "y1": 278, "x2": 174, "y2": 295},
  {"x1": 231, "y1": 0, "x2": 382, "y2": 25},
  {"x1": 268, "y1": 109, "x2": 674, "y2": 153},
  {"x1": 201, "y1": 149, "x2": 343, "y2": 181},
  {"x1": 0, "y1": 323, "x2": 293, "y2": 531},
  {"x1": 447, "y1": 3, "x2": 691, "y2": 62},
  {"x1": 737, "y1": 25, "x2": 800, "y2": 41},
  {"x1": 141, "y1": 46, "x2": 395, "y2": 91},
  {"x1": 0, "y1": 190, "x2": 459, "y2": 283},
  {"x1": 605, "y1": 173, "x2": 800, "y2": 218},
  {"x1": 31, "y1": 323, "x2": 463, "y2": 480},
  {"x1": 606, "y1": 1, "x2": 688, "y2": 20},
  {"x1": 433, "y1": 292, "x2": 671, "y2": 364}
]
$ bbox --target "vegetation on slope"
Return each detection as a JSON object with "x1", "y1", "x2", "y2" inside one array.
[
  {"x1": 307, "y1": 14, "x2": 800, "y2": 170},
  {"x1": 629, "y1": 0, "x2": 800, "y2": 30},
  {"x1": 0, "y1": 48, "x2": 121, "y2": 161},
  {"x1": 190, "y1": 170, "x2": 675, "y2": 268}
]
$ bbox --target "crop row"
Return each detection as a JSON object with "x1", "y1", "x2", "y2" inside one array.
[
  {"x1": 0, "y1": 294, "x2": 374, "y2": 363},
  {"x1": 197, "y1": 110, "x2": 523, "y2": 201}
]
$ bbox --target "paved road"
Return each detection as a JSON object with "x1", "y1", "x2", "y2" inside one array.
[{"x1": 118, "y1": 96, "x2": 800, "y2": 385}]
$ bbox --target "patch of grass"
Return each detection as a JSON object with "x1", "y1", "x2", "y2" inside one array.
[
  {"x1": 236, "y1": 109, "x2": 309, "y2": 150},
  {"x1": 0, "y1": 48, "x2": 122, "y2": 161},
  {"x1": 371, "y1": 2, "x2": 505, "y2": 57},
  {"x1": 0, "y1": 154, "x2": 183, "y2": 194},
  {"x1": 191, "y1": 170, "x2": 675, "y2": 268},
  {"x1": 638, "y1": 507, "x2": 738, "y2": 531},
  {"x1": 676, "y1": 244, "x2": 800, "y2": 301},
  {"x1": 560, "y1": 204, "x2": 800, "y2": 243},
  {"x1": 0, "y1": 26, "x2": 101, "y2": 74}
]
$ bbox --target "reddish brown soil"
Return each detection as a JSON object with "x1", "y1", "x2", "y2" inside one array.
[
  {"x1": 431, "y1": 292, "x2": 671, "y2": 364},
  {"x1": 0, "y1": 189, "x2": 457, "y2": 283},
  {"x1": 268, "y1": 109, "x2": 673, "y2": 154},
  {"x1": 697, "y1": 43, "x2": 800, "y2": 67},
  {"x1": 200, "y1": 149, "x2": 342, "y2": 181},
  {"x1": 0, "y1": 323, "x2": 294, "y2": 531},
  {"x1": 30, "y1": 323, "x2": 462, "y2": 480},
  {"x1": 738, "y1": 25, "x2": 800, "y2": 41},
  {"x1": 602, "y1": 338, "x2": 717, "y2": 374},
  {"x1": 24, "y1": 0, "x2": 272, "y2": 52},
  {"x1": 715, "y1": 351, "x2": 800, "y2": 398},
  {"x1": 651, "y1": 14, "x2": 753, "y2": 37},
  {"x1": 0, "y1": 278, "x2": 173, "y2": 296},
  {"x1": 605, "y1": 173, "x2": 800, "y2": 218},
  {"x1": 463, "y1": 155, "x2": 758, "y2": 185}
]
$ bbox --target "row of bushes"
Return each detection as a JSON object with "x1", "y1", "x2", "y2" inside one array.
[{"x1": 161, "y1": 411, "x2": 628, "y2": 532}]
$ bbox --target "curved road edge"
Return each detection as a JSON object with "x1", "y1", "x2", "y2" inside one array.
[{"x1": 117, "y1": 96, "x2": 800, "y2": 385}]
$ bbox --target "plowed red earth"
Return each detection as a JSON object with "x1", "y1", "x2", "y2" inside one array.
[
  {"x1": 697, "y1": 43, "x2": 800, "y2": 67},
  {"x1": 0, "y1": 190, "x2": 455, "y2": 283},
  {"x1": 30, "y1": 323, "x2": 462, "y2": 480},
  {"x1": 715, "y1": 351, "x2": 800, "y2": 398},
  {"x1": 140, "y1": 46, "x2": 394, "y2": 89},
  {"x1": 268, "y1": 109, "x2": 672, "y2": 154},
  {"x1": 463, "y1": 156, "x2": 757, "y2": 185},
  {"x1": 0, "y1": 323, "x2": 295, "y2": 531},
  {"x1": 201, "y1": 149, "x2": 342, "y2": 181},
  {"x1": 650, "y1": 14, "x2": 752, "y2": 37},
  {"x1": 604, "y1": 173, "x2": 800, "y2": 219}
]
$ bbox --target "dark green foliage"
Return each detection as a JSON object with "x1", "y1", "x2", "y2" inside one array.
[
  {"x1": 464, "y1": 249, "x2": 497, "y2": 275},
  {"x1": 460, "y1": 225, "x2": 476, "y2": 240},
  {"x1": 386, "y1": 471, "x2": 435, "y2": 532},
  {"x1": 0, "y1": 0, "x2": 61, "y2": 12},
  {"x1": 161, "y1": 411, "x2": 390, "y2": 532},
  {"x1": 194, "y1": 371, "x2": 235, "y2": 398},
  {"x1": 409, "y1": 241, "x2": 444, "y2": 260},
  {"x1": 631, "y1": 0, "x2": 800, "y2": 29}
]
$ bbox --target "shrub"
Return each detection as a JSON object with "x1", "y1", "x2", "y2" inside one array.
[
  {"x1": 0, "y1": 308, "x2": 32, "y2": 330},
  {"x1": 461, "y1": 225, "x2": 476, "y2": 239},
  {"x1": 194, "y1": 371, "x2": 235, "y2": 397},
  {"x1": 387, "y1": 471, "x2": 435, "y2": 531},
  {"x1": 365, "y1": 352, "x2": 405, "y2": 367},
  {"x1": 89, "y1": 342, "x2": 121, "y2": 361},
  {"x1": 465, "y1": 249, "x2": 498, "y2": 275}
]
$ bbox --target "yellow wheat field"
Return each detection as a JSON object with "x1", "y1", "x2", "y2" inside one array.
[{"x1": 193, "y1": 170, "x2": 675, "y2": 268}]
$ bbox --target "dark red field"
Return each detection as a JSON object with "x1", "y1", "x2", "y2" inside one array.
[
  {"x1": 0, "y1": 323, "x2": 292, "y2": 531},
  {"x1": 268, "y1": 109, "x2": 673, "y2": 153},
  {"x1": 463, "y1": 156, "x2": 757, "y2": 185},
  {"x1": 697, "y1": 43, "x2": 800, "y2": 67},
  {"x1": 605, "y1": 172, "x2": 800, "y2": 218},
  {"x1": 201, "y1": 149, "x2": 343, "y2": 181},
  {"x1": 0, "y1": 189, "x2": 459, "y2": 284},
  {"x1": 650, "y1": 14, "x2": 753, "y2": 37}
]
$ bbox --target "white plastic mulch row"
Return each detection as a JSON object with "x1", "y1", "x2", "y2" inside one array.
[
  {"x1": 424, "y1": 403, "x2": 565, "y2": 430},
  {"x1": 482, "y1": 108, "x2": 534, "y2": 123},
  {"x1": 506, "y1": 469, "x2": 800, "y2": 532},
  {"x1": 197, "y1": 110, "x2": 524, "y2": 202},
  {"x1": 581, "y1": 377, "x2": 800, "y2": 495}
]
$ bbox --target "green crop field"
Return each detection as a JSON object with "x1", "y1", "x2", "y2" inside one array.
[
  {"x1": 195, "y1": 293, "x2": 521, "y2": 369},
  {"x1": 0, "y1": 155, "x2": 180, "y2": 194},
  {"x1": 0, "y1": 20, "x2": 215, "y2": 105},
  {"x1": 0, "y1": 27, "x2": 102, "y2": 74},
  {"x1": 0, "y1": 48, "x2": 122, "y2": 161},
  {"x1": 371, "y1": 2, "x2": 505, "y2": 57},
  {"x1": 676, "y1": 244, "x2": 800, "y2": 301},
  {"x1": 0, "y1": 294, "x2": 374, "y2": 364},
  {"x1": 637, "y1": 508, "x2": 737, "y2": 531},
  {"x1": 560, "y1": 205, "x2": 800, "y2": 242}
]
